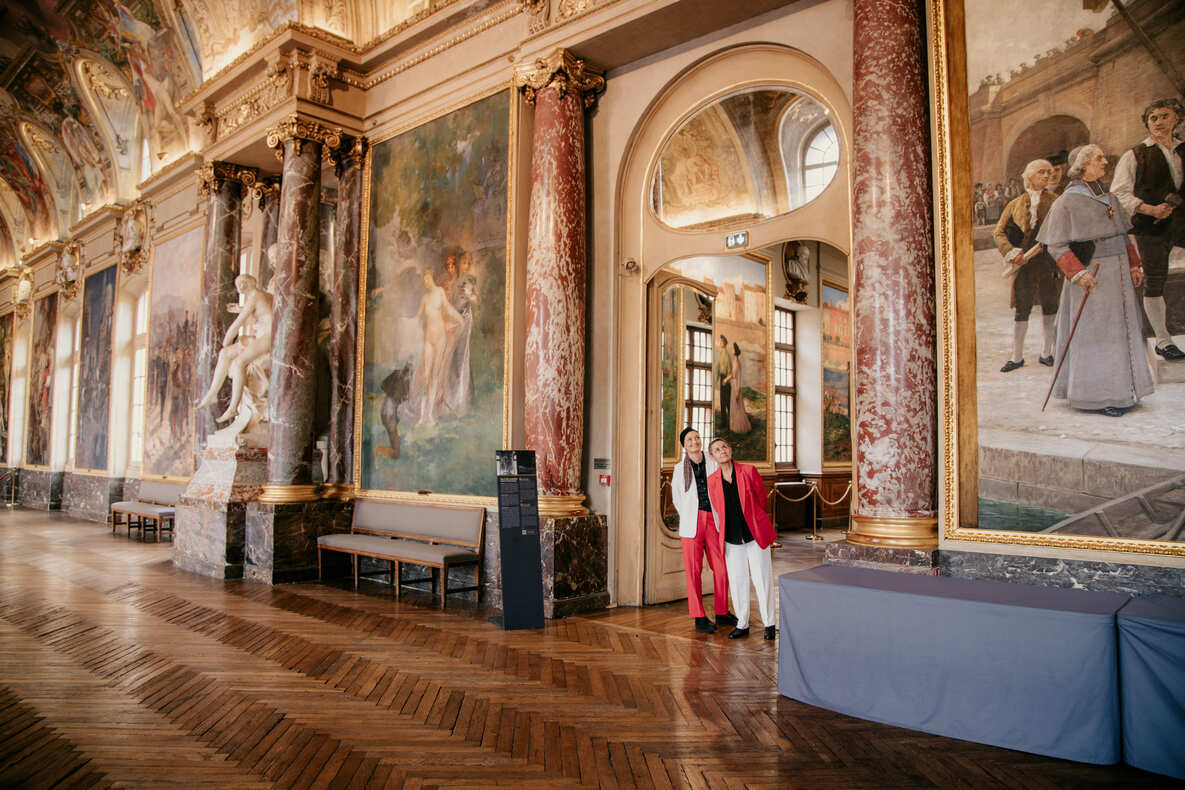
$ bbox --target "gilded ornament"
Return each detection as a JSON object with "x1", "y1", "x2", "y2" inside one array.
[
  {"x1": 557, "y1": 0, "x2": 595, "y2": 19},
  {"x1": 308, "y1": 57, "x2": 339, "y2": 106},
  {"x1": 55, "y1": 241, "x2": 83, "y2": 302},
  {"x1": 114, "y1": 201, "x2": 151, "y2": 275},
  {"x1": 514, "y1": 49, "x2": 605, "y2": 109},
  {"x1": 265, "y1": 115, "x2": 343, "y2": 162},
  {"x1": 518, "y1": 0, "x2": 550, "y2": 31},
  {"x1": 195, "y1": 162, "x2": 259, "y2": 201},
  {"x1": 328, "y1": 135, "x2": 368, "y2": 177}
]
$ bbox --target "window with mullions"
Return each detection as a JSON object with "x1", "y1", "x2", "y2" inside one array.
[
  {"x1": 774, "y1": 306, "x2": 796, "y2": 465},
  {"x1": 803, "y1": 125, "x2": 839, "y2": 203},
  {"x1": 684, "y1": 325, "x2": 714, "y2": 447}
]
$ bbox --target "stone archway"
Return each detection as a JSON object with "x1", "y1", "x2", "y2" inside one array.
[{"x1": 1004, "y1": 115, "x2": 1089, "y2": 183}]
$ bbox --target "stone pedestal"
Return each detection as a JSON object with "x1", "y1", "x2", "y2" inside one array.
[
  {"x1": 63, "y1": 473, "x2": 124, "y2": 522},
  {"x1": 173, "y1": 446, "x2": 267, "y2": 579},
  {"x1": 824, "y1": 541, "x2": 938, "y2": 575},
  {"x1": 541, "y1": 514, "x2": 609, "y2": 618},
  {"x1": 245, "y1": 499, "x2": 353, "y2": 584}
]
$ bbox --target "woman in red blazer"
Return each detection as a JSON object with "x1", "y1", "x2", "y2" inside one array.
[{"x1": 706, "y1": 438, "x2": 777, "y2": 639}]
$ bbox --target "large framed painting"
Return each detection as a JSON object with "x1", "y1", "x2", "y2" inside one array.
[
  {"x1": 820, "y1": 279, "x2": 852, "y2": 467},
  {"x1": 75, "y1": 264, "x2": 117, "y2": 471},
  {"x1": 143, "y1": 224, "x2": 203, "y2": 479},
  {"x1": 0, "y1": 312, "x2": 12, "y2": 463},
  {"x1": 357, "y1": 89, "x2": 513, "y2": 502},
  {"x1": 26, "y1": 292, "x2": 56, "y2": 467},
  {"x1": 932, "y1": 0, "x2": 1185, "y2": 556},
  {"x1": 665, "y1": 254, "x2": 773, "y2": 465}
]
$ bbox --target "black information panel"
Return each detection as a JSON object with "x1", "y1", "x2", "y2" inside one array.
[{"x1": 490, "y1": 450, "x2": 544, "y2": 630}]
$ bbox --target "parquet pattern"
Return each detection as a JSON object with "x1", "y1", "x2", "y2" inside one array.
[{"x1": 0, "y1": 510, "x2": 1175, "y2": 789}]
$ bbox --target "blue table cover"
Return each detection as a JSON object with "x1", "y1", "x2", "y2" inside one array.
[
  {"x1": 1118, "y1": 595, "x2": 1185, "y2": 780},
  {"x1": 777, "y1": 565, "x2": 1129, "y2": 764}
]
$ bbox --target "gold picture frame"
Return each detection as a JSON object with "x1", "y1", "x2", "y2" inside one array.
[{"x1": 932, "y1": 0, "x2": 1185, "y2": 557}]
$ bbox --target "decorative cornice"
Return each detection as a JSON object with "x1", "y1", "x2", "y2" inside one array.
[
  {"x1": 265, "y1": 115, "x2": 343, "y2": 161},
  {"x1": 327, "y1": 135, "x2": 368, "y2": 177},
  {"x1": 518, "y1": 0, "x2": 550, "y2": 33},
  {"x1": 514, "y1": 48, "x2": 605, "y2": 108},
  {"x1": 196, "y1": 162, "x2": 259, "y2": 201}
]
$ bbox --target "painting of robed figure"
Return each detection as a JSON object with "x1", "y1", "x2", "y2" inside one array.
[
  {"x1": 0, "y1": 312, "x2": 12, "y2": 462},
  {"x1": 27, "y1": 293, "x2": 57, "y2": 467},
  {"x1": 75, "y1": 265, "x2": 117, "y2": 471},
  {"x1": 359, "y1": 90, "x2": 510, "y2": 499}
]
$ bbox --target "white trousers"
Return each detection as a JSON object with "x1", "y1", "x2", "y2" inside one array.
[{"x1": 724, "y1": 540, "x2": 773, "y2": 629}]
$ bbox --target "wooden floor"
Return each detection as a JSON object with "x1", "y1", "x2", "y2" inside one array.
[{"x1": 0, "y1": 510, "x2": 1175, "y2": 789}]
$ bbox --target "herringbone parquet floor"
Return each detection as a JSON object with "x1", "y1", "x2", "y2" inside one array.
[{"x1": 0, "y1": 509, "x2": 1176, "y2": 789}]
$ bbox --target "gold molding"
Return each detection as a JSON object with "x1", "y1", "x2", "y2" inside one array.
[
  {"x1": 257, "y1": 483, "x2": 322, "y2": 504},
  {"x1": 514, "y1": 48, "x2": 605, "y2": 109},
  {"x1": 195, "y1": 162, "x2": 259, "y2": 201},
  {"x1": 265, "y1": 114, "x2": 343, "y2": 162},
  {"x1": 327, "y1": 135, "x2": 368, "y2": 177},
  {"x1": 847, "y1": 515, "x2": 938, "y2": 550},
  {"x1": 538, "y1": 493, "x2": 589, "y2": 518},
  {"x1": 320, "y1": 483, "x2": 355, "y2": 500}
]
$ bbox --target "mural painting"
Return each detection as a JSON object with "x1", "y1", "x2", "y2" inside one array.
[
  {"x1": 26, "y1": 292, "x2": 57, "y2": 467},
  {"x1": 668, "y1": 255, "x2": 769, "y2": 463},
  {"x1": 361, "y1": 91, "x2": 510, "y2": 499},
  {"x1": 820, "y1": 281, "x2": 851, "y2": 466},
  {"x1": 0, "y1": 312, "x2": 12, "y2": 462},
  {"x1": 75, "y1": 265, "x2": 117, "y2": 470},
  {"x1": 143, "y1": 225, "x2": 201, "y2": 477},
  {"x1": 962, "y1": 2, "x2": 1185, "y2": 540}
]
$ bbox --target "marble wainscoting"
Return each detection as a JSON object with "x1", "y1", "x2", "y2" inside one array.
[
  {"x1": 63, "y1": 473, "x2": 124, "y2": 522},
  {"x1": 18, "y1": 469, "x2": 64, "y2": 510},
  {"x1": 542, "y1": 514, "x2": 609, "y2": 617},
  {"x1": 825, "y1": 542, "x2": 939, "y2": 574},
  {"x1": 940, "y1": 551, "x2": 1185, "y2": 597},
  {"x1": 245, "y1": 499, "x2": 354, "y2": 584}
]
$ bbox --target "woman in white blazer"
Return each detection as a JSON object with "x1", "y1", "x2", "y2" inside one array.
[{"x1": 670, "y1": 428, "x2": 735, "y2": 632}]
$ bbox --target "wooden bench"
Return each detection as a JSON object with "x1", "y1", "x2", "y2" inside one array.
[
  {"x1": 317, "y1": 499, "x2": 485, "y2": 609},
  {"x1": 110, "y1": 480, "x2": 184, "y2": 542}
]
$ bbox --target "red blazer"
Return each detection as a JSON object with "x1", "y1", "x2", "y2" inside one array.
[{"x1": 707, "y1": 462, "x2": 776, "y2": 551}]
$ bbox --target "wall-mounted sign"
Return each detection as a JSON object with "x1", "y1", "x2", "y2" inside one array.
[{"x1": 725, "y1": 231, "x2": 748, "y2": 250}]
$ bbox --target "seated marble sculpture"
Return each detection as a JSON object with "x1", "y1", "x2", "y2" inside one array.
[{"x1": 195, "y1": 273, "x2": 273, "y2": 424}]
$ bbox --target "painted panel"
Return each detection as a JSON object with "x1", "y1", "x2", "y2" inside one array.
[
  {"x1": 26, "y1": 293, "x2": 57, "y2": 466},
  {"x1": 143, "y1": 225, "x2": 202, "y2": 477},
  {"x1": 75, "y1": 264, "x2": 117, "y2": 470},
  {"x1": 360, "y1": 91, "x2": 510, "y2": 499},
  {"x1": 821, "y1": 281, "x2": 851, "y2": 467},
  {"x1": 0, "y1": 312, "x2": 12, "y2": 462}
]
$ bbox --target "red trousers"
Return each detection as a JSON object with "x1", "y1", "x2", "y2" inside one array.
[{"x1": 681, "y1": 510, "x2": 729, "y2": 618}]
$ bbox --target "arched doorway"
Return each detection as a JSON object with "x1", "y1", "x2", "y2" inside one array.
[
  {"x1": 1005, "y1": 115, "x2": 1090, "y2": 183},
  {"x1": 611, "y1": 43, "x2": 854, "y2": 606}
]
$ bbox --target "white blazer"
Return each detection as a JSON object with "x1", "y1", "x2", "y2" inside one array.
[{"x1": 671, "y1": 449, "x2": 718, "y2": 539}]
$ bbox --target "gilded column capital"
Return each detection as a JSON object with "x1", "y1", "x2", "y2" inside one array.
[
  {"x1": 514, "y1": 48, "x2": 605, "y2": 109},
  {"x1": 264, "y1": 114, "x2": 343, "y2": 161},
  {"x1": 196, "y1": 161, "x2": 258, "y2": 201},
  {"x1": 327, "y1": 135, "x2": 368, "y2": 178}
]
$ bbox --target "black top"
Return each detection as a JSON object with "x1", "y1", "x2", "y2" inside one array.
[
  {"x1": 721, "y1": 471, "x2": 753, "y2": 545},
  {"x1": 690, "y1": 457, "x2": 712, "y2": 511}
]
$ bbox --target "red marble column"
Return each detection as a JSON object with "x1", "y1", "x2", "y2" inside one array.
[
  {"x1": 253, "y1": 178, "x2": 281, "y2": 290},
  {"x1": 516, "y1": 50, "x2": 604, "y2": 517},
  {"x1": 848, "y1": 0, "x2": 938, "y2": 548},
  {"x1": 196, "y1": 163, "x2": 256, "y2": 454},
  {"x1": 260, "y1": 118, "x2": 339, "y2": 501},
  {"x1": 326, "y1": 136, "x2": 366, "y2": 495}
]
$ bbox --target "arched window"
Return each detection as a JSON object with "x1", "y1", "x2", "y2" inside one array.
[{"x1": 802, "y1": 124, "x2": 839, "y2": 203}]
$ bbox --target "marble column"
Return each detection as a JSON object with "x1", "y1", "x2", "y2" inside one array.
[
  {"x1": 253, "y1": 178, "x2": 281, "y2": 289},
  {"x1": 515, "y1": 50, "x2": 604, "y2": 518},
  {"x1": 260, "y1": 117, "x2": 339, "y2": 502},
  {"x1": 846, "y1": 0, "x2": 938, "y2": 550},
  {"x1": 195, "y1": 162, "x2": 257, "y2": 452},
  {"x1": 326, "y1": 137, "x2": 366, "y2": 496}
]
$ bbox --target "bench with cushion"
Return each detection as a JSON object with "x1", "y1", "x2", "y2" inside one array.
[
  {"x1": 110, "y1": 480, "x2": 184, "y2": 542},
  {"x1": 317, "y1": 498, "x2": 485, "y2": 609}
]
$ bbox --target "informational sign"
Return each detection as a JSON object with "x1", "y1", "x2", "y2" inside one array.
[{"x1": 491, "y1": 450, "x2": 544, "y2": 630}]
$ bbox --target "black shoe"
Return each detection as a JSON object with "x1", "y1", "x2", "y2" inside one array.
[
  {"x1": 1155, "y1": 343, "x2": 1185, "y2": 361},
  {"x1": 764, "y1": 625, "x2": 776, "y2": 640},
  {"x1": 1039, "y1": 355, "x2": 1054, "y2": 367},
  {"x1": 716, "y1": 612, "x2": 738, "y2": 627},
  {"x1": 728, "y1": 627, "x2": 749, "y2": 639},
  {"x1": 1000, "y1": 359, "x2": 1024, "y2": 372},
  {"x1": 1098, "y1": 407, "x2": 1127, "y2": 417},
  {"x1": 694, "y1": 616, "x2": 716, "y2": 633}
]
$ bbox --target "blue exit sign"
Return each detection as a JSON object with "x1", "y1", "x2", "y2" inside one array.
[{"x1": 725, "y1": 231, "x2": 748, "y2": 249}]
